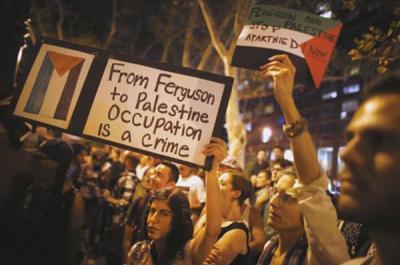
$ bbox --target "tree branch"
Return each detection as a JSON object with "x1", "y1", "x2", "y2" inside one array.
[
  {"x1": 55, "y1": 0, "x2": 64, "y2": 40},
  {"x1": 197, "y1": 42, "x2": 213, "y2": 70},
  {"x1": 229, "y1": 0, "x2": 252, "y2": 57},
  {"x1": 182, "y1": 3, "x2": 199, "y2": 67},
  {"x1": 104, "y1": 0, "x2": 118, "y2": 49},
  {"x1": 198, "y1": 0, "x2": 228, "y2": 60}
]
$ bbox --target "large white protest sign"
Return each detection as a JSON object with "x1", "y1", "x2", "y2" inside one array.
[
  {"x1": 83, "y1": 59, "x2": 225, "y2": 165},
  {"x1": 13, "y1": 39, "x2": 233, "y2": 169}
]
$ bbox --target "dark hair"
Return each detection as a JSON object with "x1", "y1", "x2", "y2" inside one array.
[
  {"x1": 159, "y1": 161, "x2": 180, "y2": 183},
  {"x1": 363, "y1": 69, "x2": 400, "y2": 100},
  {"x1": 230, "y1": 173, "x2": 253, "y2": 205},
  {"x1": 70, "y1": 143, "x2": 87, "y2": 159},
  {"x1": 273, "y1": 145, "x2": 284, "y2": 152},
  {"x1": 125, "y1": 154, "x2": 140, "y2": 169},
  {"x1": 258, "y1": 169, "x2": 271, "y2": 180},
  {"x1": 141, "y1": 188, "x2": 193, "y2": 263}
]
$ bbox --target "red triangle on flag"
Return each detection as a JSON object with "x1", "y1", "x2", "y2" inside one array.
[
  {"x1": 48, "y1": 51, "x2": 85, "y2": 76},
  {"x1": 300, "y1": 23, "x2": 342, "y2": 88}
]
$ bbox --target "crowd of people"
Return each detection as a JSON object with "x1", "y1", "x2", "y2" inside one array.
[{"x1": 2, "y1": 15, "x2": 400, "y2": 264}]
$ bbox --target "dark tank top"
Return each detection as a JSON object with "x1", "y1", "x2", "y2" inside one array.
[{"x1": 217, "y1": 222, "x2": 251, "y2": 265}]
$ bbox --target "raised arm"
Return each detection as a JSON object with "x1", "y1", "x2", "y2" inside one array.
[
  {"x1": 259, "y1": 54, "x2": 320, "y2": 184},
  {"x1": 260, "y1": 55, "x2": 351, "y2": 265},
  {"x1": 190, "y1": 137, "x2": 225, "y2": 265}
]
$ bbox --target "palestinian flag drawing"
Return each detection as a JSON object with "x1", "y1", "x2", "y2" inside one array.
[
  {"x1": 231, "y1": 5, "x2": 342, "y2": 89},
  {"x1": 15, "y1": 43, "x2": 94, "y2": 129},
  {"x1": 24, "y1": 51, "x2": 85, "y2": 120}
]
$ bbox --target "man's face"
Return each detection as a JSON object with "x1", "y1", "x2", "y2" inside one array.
[
  {"x1": 150, "y1": 164, "x2": 174, "y2": 190},
  {"x1": 178, "y1": 164, "x2": 193, "y2": 178},
  {"x1": 271, "y1": 164, "x2": 282, "y2": 182},
  {"x1": 273, "y1": 148, "x2": 284, "y2": 161},
  {"x1": 256, "y1": 172, "x2": 270, "y2": 188},
  {"x1": 268, "y1": 175, "x2": 302, "y2": 232},
  {"x1": 257, "y1": 150, "x2": 266, "y2": 162},
  {"x1": 338, "y1": 94, "x2": 400, "y2": 227}
]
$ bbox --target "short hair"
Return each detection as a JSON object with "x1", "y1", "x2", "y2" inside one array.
[
  {"x1": 70, "y1": 142, "x2": 87, "y2": 159},
  {"x1": 125, "y1": 154, "x2": 140, "y2": 169},
  {"x1": 159, "y1": 161, "x2": 180, "y2": 183},
  {"x1": 273, "y1": 145, "x2": 284, "y2": 152},
  {"x1": 141, "y1": 188, "x2": 193, "y2": 262},
  {"x1": 363, "y1": 69, "x2": 400, "y2": 100},
  {"x1": 277, "y1": 167, "x2": 298, "y2": 180},
  {"x1": 258, "y1": 169, "x2": 271, "y2": 180},
  {"x1": 229, "y1": 173, "x2": 253, "y2": 205}
]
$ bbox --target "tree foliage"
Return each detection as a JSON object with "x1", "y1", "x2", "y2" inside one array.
[{"x1": 346, "y1": 1, "x2": 400, "y2": 73}]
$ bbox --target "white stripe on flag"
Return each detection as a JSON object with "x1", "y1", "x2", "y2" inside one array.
[
  {"x1": 39, "y1": 68, "x2": 69, "y2": 118},
  {"x1": 236, "y1": 25, "x2": 313, "y2": 58}
]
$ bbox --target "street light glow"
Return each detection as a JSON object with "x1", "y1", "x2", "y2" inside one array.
[{"x1": 262, "y1": 127, "x2": 272, "y2": 143}]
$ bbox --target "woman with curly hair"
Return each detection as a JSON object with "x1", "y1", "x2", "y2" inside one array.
[{"x1": 128, "y1": 137, "x2": 226, "y2": 265}]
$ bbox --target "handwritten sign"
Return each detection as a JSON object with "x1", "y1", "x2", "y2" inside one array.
[
  {"x1": 13, "y1": 39, "x2": 233, "y2": 169},
  {"x1": 231, "y1": 5, "x2": 342, "y2": 88}
]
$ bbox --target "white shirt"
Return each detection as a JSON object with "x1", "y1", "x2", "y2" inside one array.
[
  {"x1": 291, "y1": 172, "x2": 351, "y2": 265},
  {"x1": 136, "y1": 164, "x2": 149, "y2": 181},
  {"x1": 176, "y1": 174, "x2": 205, "y2": 205}
]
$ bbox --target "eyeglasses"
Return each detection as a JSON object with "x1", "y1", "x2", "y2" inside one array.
[{"x1": 271, "y1": 189, "x2": 297, "y2": 204}]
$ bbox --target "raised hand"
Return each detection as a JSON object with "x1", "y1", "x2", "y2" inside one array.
[
  {"x1": 258, "y1": 54, "x2": 296, "y2": 105},
  {"x1": 202, "y1": 137, "x2": 227, "y2": 172}
]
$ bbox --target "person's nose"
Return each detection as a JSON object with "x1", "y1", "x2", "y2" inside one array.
[
  {"x1": 269, "y1": 193, "x2": 280, "y2": 207},
  {"x1": 340, "y1": 134, "x2": 365, "y2": 167},
  {"x1": 148, "y1": 211, "x2": 159, "y2": 223}
]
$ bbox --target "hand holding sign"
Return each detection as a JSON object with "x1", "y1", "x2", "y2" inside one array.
[
  {"x1": 259, "y1": 54, "x2": 296, "y2": 105},
  {"x1": 13, "y1": 38, "x2": 233, "y2": 170},
  {"x1": 202, "y1": 137, "x2": 227, "y2": 172},
  {"x1": 232, "y1": 5, "x2": 342, "y2": 88}
]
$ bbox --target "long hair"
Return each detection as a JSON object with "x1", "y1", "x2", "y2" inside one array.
[{"x1": 141, "y1": 188, "x2": 193, "y2": 264}]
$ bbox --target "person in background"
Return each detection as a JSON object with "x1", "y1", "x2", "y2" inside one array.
[
  {"x1": 250, "y1": 150, "x2": 270, "y2": 178},
  {"x1": 253, "y1": 169, "x2": 276, "y2": 241},
  {"x1": 255, "y1": 54, "x2": 349, "y2": 265},
  {"x1": 123, "y1": 162, "x2": 179, "y2": 263},
  {"x1": 67, "y1": 142, "x2": 87, "y2": 189},
  {"x1": 336, "y1": 69, "x2": 400, "y2": 264},
  {"x1": 128, "y1": 137, "x2": 226, "y2": 265},
  {"x1": 136, "y1": 155, "x2": 151, "y2": 181},
  {"x1": 270, "y1": 146, "x2": 293, "y2": 169},
  {"x1": 123, "y1": 167, "x2": 155, "y2": 262},
  {"x1": 177, "y1": 164, "x2": 206, "y2": 223},
  {"x1": 201, "y1": 171, "x2": 254, "y2": 264},
  {"x1": 103, "y1": 154, "x2": 140, "y2": 265},
  {"x1": 217, "y1": 156, "x2": 266, "y2": 263}
]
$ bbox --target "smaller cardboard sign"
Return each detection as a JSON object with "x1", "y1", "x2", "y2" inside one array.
[
  {"x1": 13, "y1": 38, "x2": 233, "y2": 169},
  {"x1": 231, "y1": 5, "x2": 343, "y2": 88}
]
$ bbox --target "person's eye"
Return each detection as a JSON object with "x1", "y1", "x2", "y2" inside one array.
[
  {"x1": 161, "y1": 211, "x2": 170, "y2": 217},
  {"x1": 281, "y1": 193, "x2": 295, "y2": 202}
]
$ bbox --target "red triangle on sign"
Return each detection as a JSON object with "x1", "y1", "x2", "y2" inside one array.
[
  {"x1": 300, "y1": 23, "x2": 342, "y2": 88},
  {"x1": 48, "y1": 51, "x2": 85, "y2": 76}
]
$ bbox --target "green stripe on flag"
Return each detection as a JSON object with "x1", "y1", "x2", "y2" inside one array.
[{"x1": 245, "y1": 5, "x2": 341, "y2": 37}]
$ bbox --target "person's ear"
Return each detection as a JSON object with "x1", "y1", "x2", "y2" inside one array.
[
  {"x1": 233, "y1": 190, "x2": 242, "y2": 201},
  {"x1": 167, "y1": 180, "x2": 176, "y2": 188}
]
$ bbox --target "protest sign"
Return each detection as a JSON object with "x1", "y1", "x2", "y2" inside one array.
[
  {"x1": 13, "y1": 38, "x2": 233, "y2": 169},
  {"x1": 231, "y1": 5, "x2": 342, "y2": 88}
]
